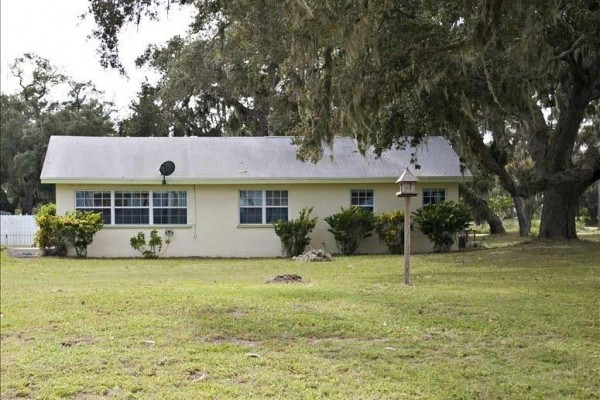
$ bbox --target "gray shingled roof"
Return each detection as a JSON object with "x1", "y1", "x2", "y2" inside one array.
[{"x1": 41, "y1": 136, "x2": 471, "y2": 184}]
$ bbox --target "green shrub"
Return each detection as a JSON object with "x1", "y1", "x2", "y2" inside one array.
[
  {"x1": 34, "y1": 204, "x2": 67, "y2": 256},
  {"x1": 489, "y1": 187, "x2": 514, "y2": 219},
  {"x1": 578, "y1": 207, "x2": 595, "y2": 227},
  {"x1": 374, "y1": 210, "x2": 406, "y2": 254},
  {"x1": 61, "y1": 211, "x2": 104, "y2": 257},
  {"x1": 325, "y1": 206, "x2": 375, "y2": 255},
  {"x1": 34, "y1": 204, "x2": 103, "y2": 257},
  {"x1": 414, "y1": 201, "x2": 471, "y2": 253},
  {"x1": 273, "y1": 207, "x2": 318, "y2": 257},
  {"x1": 130, "y1": 230, "x2": 170, "y2": 258}
]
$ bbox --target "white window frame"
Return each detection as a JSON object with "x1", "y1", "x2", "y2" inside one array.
[
  {"x1": 75, "y1": 191, "x2": 112, "y2": 224},
  {"x1": 153, "y1": 191, "x2": 188, "y2": 225},
  {"x1": 73, "y1": 190, "x2": 188, "y2": 226},
  {"x1": 238, "y1": 190, "x2": 289, "y2": 225},
  {"x1": 114, "y1": 191, "x2": 151, "y2": 225},
  {"x1": 422, "y1": 188, "x2": 446, "y2": 205},
  {"x1": 350, "y1": 189, "x2": 374, "y2": 212},
  {"x1": 239, "y1": 190, "x2": 264, "y2": 224}
]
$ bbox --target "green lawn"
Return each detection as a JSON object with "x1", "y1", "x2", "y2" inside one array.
[{"x1": 1, "y1": 235, "x2": 599, "y2": 399}]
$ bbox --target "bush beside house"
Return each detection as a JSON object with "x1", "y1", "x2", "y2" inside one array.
[
  {"x1": 130, "y1": 230, "x2": 170, "y2": 258},
  {"x1": 273, "y1": 207, "x2": 318, "y2": 257},
  {"x1": 35, "y1": 204, "x2": 68, "y2": 256},
  {"x1": 325, "y1": 207, "x2": 375, "y2": 255},
  {"x1": 35, "y1": 204, "x2": 103, "y2": 257},
  {"x1": 374, "y1": 210, "x2": 406, "y2": 254},
  {"x1": 60, "y1": 211, "x2": 104, "y2": 257},
  {"x1": 414, "y1": 201, "x2": 471, "y2": 253}
]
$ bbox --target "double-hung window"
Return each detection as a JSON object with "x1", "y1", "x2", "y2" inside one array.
[
  {"x1": 114, "y1": 191, "x2": 150, "y2": 224},
  {"x1": 265, "y1": 190, "x2": 288, "y2": 223},
  {"x1": 239, "y1": 190, "x2": 288, "y2": 224},
  {"x1": 351, "y1": 189, "x2": 374, "y2": 212},
  {"x1": 75, "y1": 191, "x2": 111, "y2": 224},
  {"x1": 153, "y1": 191, "x2": 187, "y2": 224},
  {"x1": 422, "y1": 188, "x2": 446, "y2": 205},
  {"x1": 239, "y1": 190, "x2": 263, "y2": 224}
]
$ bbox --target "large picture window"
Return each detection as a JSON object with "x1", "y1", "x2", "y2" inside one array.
[
  {"x1": 239, "y1": 190, "x2": 288, "y2": 224},
  {"x1": 422, "y1": 188, "x2": 446, "y2": 205},
  {"x1": 114, "y1": 191, "x2": 150, "y2": 225},
  {"x1": 153, "y1": 191, "x2": 187, "y2": 224},
  {"x1": 74, "y1": 190, "x2": 188, "y2": 225},
  {"x1": 75, "y1": 191, "x2": 111, "y2": 224},
  {"x1": 351, "y1": 189, "x2": 374, "y2": 212}
]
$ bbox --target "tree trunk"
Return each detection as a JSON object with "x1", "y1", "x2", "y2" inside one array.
[
  {"x1": 488, "y1": 213, "x2": 506, "y2": 234},
  {"x1": 460, "y1": 184, "x2": 505, "y2": 234},
  {"x1": 539, "y1": 185, "x2": 579, "y2": 239},
  {"x1": 524, "y1": 195, "x2": 540, "y2": 225},
  {"x1": 20, "y1": 191, "x2": 34, "y2": 215},
  {"x1": 513, "y1": 197, "x2": 531, "y2": 236}
]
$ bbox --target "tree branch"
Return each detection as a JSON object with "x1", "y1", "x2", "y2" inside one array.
[
  {"x1": 390, "y1": 39, "x2": 467, "y2": 66},
  {"x1": 522, "y1": 105, "x2": 549, "y2": 168},
  {"x1": 513, "y1": 147, "x2": 600, "y2": 196},
  {"x1": 463, "y1": 124, "x2": 518, "y2": 195},
  {"x1": 482, "y1": 55, "x2": 508, "y2": 114},
  {"x1": 551, "y1": 34, "x2": 586, "y2": 62}
]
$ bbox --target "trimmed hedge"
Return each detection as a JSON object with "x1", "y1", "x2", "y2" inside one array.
[
  {"x1": 273, "y1": 207, "x2": 318, "y2": 257},
  {"x1": 414, "y1": 201, "x2": 471, "y2": 252},
  {"x1": 325, "y1": 206, "x2": 375, "y2": 255}
]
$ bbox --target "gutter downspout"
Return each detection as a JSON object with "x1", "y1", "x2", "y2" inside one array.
[{"x1": 194, "y1": 184, "x2": 198, "y2": 239}]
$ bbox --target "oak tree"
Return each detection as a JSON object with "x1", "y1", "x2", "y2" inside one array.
[{"x1": 87, "y1": 0, "x2": 600, "y2": 239}]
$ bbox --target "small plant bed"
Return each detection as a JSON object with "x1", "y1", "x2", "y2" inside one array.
[{"x1": 130, "y1": 229, "x2": 170, "y2": 258}]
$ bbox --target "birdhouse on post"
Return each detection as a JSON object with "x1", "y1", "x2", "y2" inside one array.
[
  {"x1": 396, "y1": 168, "x2": 419, "y2": 197},
  {"x1": 396, "y1": 167, "x2": 419, "y2": 285}
]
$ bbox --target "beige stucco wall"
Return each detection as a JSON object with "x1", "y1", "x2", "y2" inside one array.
[{"x1": 55, "y1": 182, "x2": 460, "y2": 258}]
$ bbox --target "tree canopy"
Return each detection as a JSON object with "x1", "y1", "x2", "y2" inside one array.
[
  {"x1": 84, "y1": 0, "x2": 598, "y2": 239},
  {"x1": 0, "y1": 54, "x2": 116, "y2": 214}
]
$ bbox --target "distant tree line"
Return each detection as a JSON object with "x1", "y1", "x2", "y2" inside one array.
[{"x1": 1, "y1": 54, "x2": 115, "y2": 214}]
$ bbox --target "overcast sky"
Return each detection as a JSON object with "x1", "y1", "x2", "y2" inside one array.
[{"x1": 0, "y1": 0, "x2": 194, "y2": 118}]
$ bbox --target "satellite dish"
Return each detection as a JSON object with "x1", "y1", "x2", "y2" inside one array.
[
  {"x1": 159, "y1": 161, "x2": 175, "y2": 184},
  {"x1": 160, "y1": 161, "x2": 176, "y2": 176}
]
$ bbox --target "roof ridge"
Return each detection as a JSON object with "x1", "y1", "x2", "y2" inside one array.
[{"x1": 42, "y1": 135, "x2": 470, "y2": 183}]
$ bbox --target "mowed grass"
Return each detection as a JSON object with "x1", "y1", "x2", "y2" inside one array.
[{"x1": 1, "y1": 235, "x2": 599, "y2": 399}]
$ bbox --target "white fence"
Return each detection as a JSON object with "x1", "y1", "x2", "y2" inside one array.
[{"x1": 0, "y1": 215, "x2": 38, "y2": 247}]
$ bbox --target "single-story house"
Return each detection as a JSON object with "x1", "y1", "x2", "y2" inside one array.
[{"x1": 40, "y1": 135, "x2": 471, "y2": 257}]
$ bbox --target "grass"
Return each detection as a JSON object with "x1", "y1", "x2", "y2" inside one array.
[
  {"x1": 473, "y1": 217, "x2": 599, "y2": 238},
  {"x1": 1, "y1": 234, "x2": 599, "y2": 399}
]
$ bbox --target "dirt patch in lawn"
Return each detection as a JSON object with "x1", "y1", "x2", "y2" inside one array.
[
  {"x1": 60, "y1": 335, "x2": 96, "y2": 347},
  {"x1": 266, "y1": 274, "x2": 303, "y2": 283}
]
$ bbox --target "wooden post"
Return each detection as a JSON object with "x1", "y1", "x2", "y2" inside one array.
[
  {"x1": 396, "y1": 167, "x2": 418, "y2": 285},
  {"x1": 404, "y1": 196, "x2": 411, "y2": 285}
]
